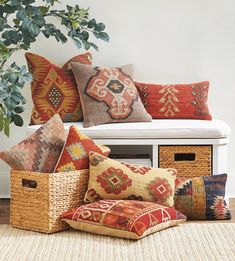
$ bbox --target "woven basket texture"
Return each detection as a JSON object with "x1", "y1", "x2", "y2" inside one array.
[
  {"x1": 159, "y1": 145, "x2": 212, "y2": 177},
  {"x1": 10, "y1": 169, "x2": 89, "y2": 233}
]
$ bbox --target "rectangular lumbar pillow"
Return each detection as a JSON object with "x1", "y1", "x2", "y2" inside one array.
[
  {"x1": 135, "y1": 81, "x2": 212, "y2": 120},
  {"x1": 174, "y1": 174, "x2": 231, "y2": 220},
  {"x1": 0, "y1": 114, "x2": 66, "y2": 173},
  {"x1": 83, "y1": 151, "x2": 177, "y2": 207},
  {"x1": 25, "y1": 52, "x2": 92, "y2": 125},
  {"x1": 54, "y1": 126, "x2": 110, "y2": 172},
  {"x1": 70, "y1": 63, "x2": 152, "y2": 127},
  {"x1": 61, "y1": 199, "x2": 186, "y2": 240}
]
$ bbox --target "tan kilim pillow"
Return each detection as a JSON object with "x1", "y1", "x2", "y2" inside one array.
[
  {"x1": 70, "y1": 63, "x2": 152, "y2": 127},
  {"x1": 83, "y1": 151, "x2": 177, "y2": 207},
  {"x1": 0, "y1": 114, "x2": 66, "y2": 172}
]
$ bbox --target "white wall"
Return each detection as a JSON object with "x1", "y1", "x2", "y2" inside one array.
[{"x1": 1, "y1": 0, "x2": 235, "y2": 197}]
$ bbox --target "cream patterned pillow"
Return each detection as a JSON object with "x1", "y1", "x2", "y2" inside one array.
[{"x1": 84, "y1": 151, "x2": 177, "y2": 207}]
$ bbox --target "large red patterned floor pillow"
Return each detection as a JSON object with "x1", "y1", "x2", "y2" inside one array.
[
  {"x1": 135, "y1": 81, "x2": 212, "y2": 120},
  {"x1": 61, "y1": 199, "x2": 186, "y2": 239},
  {"x1": 25, "y1": 52, "x2": 92, "y2": 125}
]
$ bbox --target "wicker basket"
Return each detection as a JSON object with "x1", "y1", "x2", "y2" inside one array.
[
  {"x1": 158, "y1": 145, "x2": 212, "y2": 178},
  {"x1": 10, "y1": 169, "x2": 89, "y2": 233}
]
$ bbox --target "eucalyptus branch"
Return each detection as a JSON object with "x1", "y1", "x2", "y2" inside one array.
[{"x1": 0, "y1": 0, "x2": 109, "y2": 137}]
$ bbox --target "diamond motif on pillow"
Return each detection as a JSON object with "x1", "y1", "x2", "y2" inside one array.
[
  {"x1": 54, "y1": 126, "x2": 110, "y2": 172},
  {"x1": 25, "y1": 52, "x2": 92, "y2": 124},
  {"x1": 96, "y1": 167, "x2": 132, "y2": 194},
  {"x1": 47, "y1": 85, "x2": 64, "y2": 108},
  {"x1": 147, "y1": 177, "x2": 173, "y2": 205}
]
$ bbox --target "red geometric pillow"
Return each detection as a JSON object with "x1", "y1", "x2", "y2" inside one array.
[
  {"x1": 135, "y1": 81, "x2": 212, "y2": 120},
  {"x1": 61, "y1": 199, "x2": 186, "y2": 240},
  {"x1": 25, "y1": 52, "x2": 92, "y2": 125},
  {"x1": 54, "y1": 126, "x2": 110, "y2": 172}
]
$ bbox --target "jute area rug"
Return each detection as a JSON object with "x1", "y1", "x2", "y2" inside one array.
[{"x1": 0, "y1": 223, "x2": 235, "y2": 261}]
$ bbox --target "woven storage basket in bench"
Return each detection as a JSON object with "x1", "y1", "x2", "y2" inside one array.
[
  {"x1": 159, "y1": 145, "x2": 212, "y2": 178},
  {"x1": 10, "y1": 169, "x2": 89, "y2": 233}
]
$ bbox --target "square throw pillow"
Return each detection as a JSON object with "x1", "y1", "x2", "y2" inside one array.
[
  {"x1": 25, "y1": 52, "x2": 92, "y2": 125},
  {"x1": 0, "y1": 114, "x2": 66, "y2": 172},
  {"x1": 135, "y1": 81, "x2": 212, "y2": 120},
  {"x1": 61, "y1": 199, "x2": 186, "y2": 240},
  {"x1": 54, "y1": 126, "x2": 110, "y2": 172},
  {"x1": 174, "y1": 174, "x2": 231, "y2": 220},
  {"x1": 70, "y1": 63, "x2": 152, "y2": 127},
  {"x1": 83, "y1": 152, "x2": 177, "y2": 207}
]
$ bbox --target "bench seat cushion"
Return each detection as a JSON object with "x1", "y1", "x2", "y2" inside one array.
[{"x1": 27, "y1": 119, "x2": 230, "y2": 139}]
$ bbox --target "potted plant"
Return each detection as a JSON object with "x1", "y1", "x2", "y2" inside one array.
[{"x1": 0, "y1": 0, "x2": 109, "y2": 136}]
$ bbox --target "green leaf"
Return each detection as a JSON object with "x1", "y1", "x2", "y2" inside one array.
[
  {"x1": 9, "y1": 0, "x2": 21, "y2": 6},
  {"x1": 11, "y1": 92, "x2": 24, "y2": 103},
  {"x1": 0, "y1": 17, "x2": 6, "y2": 31},
  {"x1": 13, "y1": 114, "x2": 23, "y2": 126},
  {"x1": 22, "y1": 0, "x2": 34, "y2": 4},
  {"x1": 93, "y1": 31, "x2": 100, "y2": 39},
  {"x1": 3, "y1": 117, "x2": 10, "y2": 137},
  {"x1": 90, "y1": 43, "x2": 99, "y2": 51},
  {"x1": 22, "y1": 17, "x2": 40, "y2": 37},
  {"x1": 4, "y1": 97, "x2": 17, "y2": 111},
  {"x1": 82, "y1": 40, "x2": 90, "y2": 50},
  {"x1": 14, "y1": 106, "x2": 24, "y2": 113},
  {"x1": 82, "y1": 31, "x2": 89, "y2": 41},
  {"x1": 73, "y1": 38, "x2": 82, "y2": 48},
  {"x1": 32, "y1": 15, "x2": 45, "y2": 27},
  {"x1": 8, "y1": 73, "x2": 18, "y2": 83},
  {"x1": 16, "y1": 9, "x2": 27, "y2": 21},
  {"x1": 88, "y1": 19, "x2": 96, "y2": 29},
  {"x1": 13, "y1": 18, "x2": 20, "y2": 25},
  {"x1": 39, "y1": 6, "x2": 50, "y2": 16},
  {"x1": 58, "y1": 32, "x2": 67, "y2": 43},
  {"x1": 97, "y1": 32, "x2": 109, "y2": 42},
  {"x1": 0, "y1": 108, "x2": 4, "y2": 132},
  {"x1": 95, "y1": 23, "x2": 105, "y2": 32},
  {"x1": 3, "y1": 4, "x2": 16, "y2": 14}
]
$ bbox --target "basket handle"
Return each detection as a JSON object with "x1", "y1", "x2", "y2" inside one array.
[
  {"x1": 22, "y1": 179, "x2": 37, "y2": 189},
  {"x1": 174, "y1": 153, "x2": 196, "y2": 161}
]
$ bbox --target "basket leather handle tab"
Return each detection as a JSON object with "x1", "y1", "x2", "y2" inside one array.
[
  {"x1": 22, "y1": 179, "x2": 37, "y2": 189},
  {"x1": 174, "y1": 153, "x2": 196, "y2": 161}
]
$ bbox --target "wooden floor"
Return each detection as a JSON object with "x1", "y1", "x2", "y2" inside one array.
[{"x1": 0, "y1": 198, "x2": 235, "y2": 224}]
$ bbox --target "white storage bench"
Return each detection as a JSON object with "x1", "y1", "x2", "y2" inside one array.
[{"x1": 28, "y1": 119, "x2": 230, "y2": 178}]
